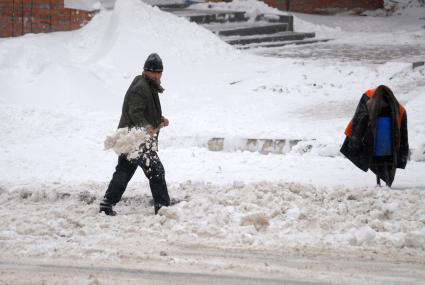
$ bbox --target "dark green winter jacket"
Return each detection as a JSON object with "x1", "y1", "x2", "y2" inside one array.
[{"x1": 118, "y1": 75, "x2": 163, "y2": 129}]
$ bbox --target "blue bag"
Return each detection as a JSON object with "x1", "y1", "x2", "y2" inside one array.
[{"x1": 374, "y1": 117, "x2": 392, "y2": 156}]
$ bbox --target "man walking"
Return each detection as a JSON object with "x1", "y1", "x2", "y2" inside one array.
[{"x1": 100, "y1": 53, "x2": 170, "y2": 216}]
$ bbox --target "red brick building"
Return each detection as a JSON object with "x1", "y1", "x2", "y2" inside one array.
[
  {"x1": 0, "y1": 0, "x2": 93, "y2": 37},
  {"x1": 263, "y1": 0, "x2": 384, "y2": 14}
]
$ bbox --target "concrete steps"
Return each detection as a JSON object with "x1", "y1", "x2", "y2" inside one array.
[
  {"x1": 157, "y1": 6, "x2": 322, "y2": 49},
  {"x1": 237, "y1": 38, "x2": 331, "y2": 50},
  {"x1": 223, "y1": 31, "x2": 316, "y2": 46},
  {"x1": 207, "y1": 23, "x2": 289, "y2": 37}
]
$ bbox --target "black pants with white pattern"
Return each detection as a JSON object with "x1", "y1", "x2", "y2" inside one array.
[{"x1": 103, "y1": 149, "x2": 170, "y2": 207}]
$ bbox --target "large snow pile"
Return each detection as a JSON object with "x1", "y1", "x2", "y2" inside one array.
[{"x1": 0, "y1": 0, "x2": 234, "y2": 110}]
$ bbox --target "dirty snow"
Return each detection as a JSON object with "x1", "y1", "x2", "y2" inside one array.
[{"x1": 1, "y1": 181, "x2": 425, "y2": 263}]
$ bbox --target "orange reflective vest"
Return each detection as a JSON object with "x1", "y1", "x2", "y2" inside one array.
[{"x1": 344, "y1": 88, "x2": 406, "y2": 137}]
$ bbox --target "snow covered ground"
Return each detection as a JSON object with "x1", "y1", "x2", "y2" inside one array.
[{"x1": 1, "y1": 0, "x2": 425, "y2": 283}]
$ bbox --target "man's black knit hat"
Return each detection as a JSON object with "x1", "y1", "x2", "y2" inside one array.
[{"x1": 144, "y1": 53, "x2": 163, "y2": 72}]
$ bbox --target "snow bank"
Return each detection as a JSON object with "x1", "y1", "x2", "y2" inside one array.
[
  {"x1": 97, "y1": 0, "x2": 235, "y2": 71},
  {"x1": 0, "y1": 181, "x2": 424, "y2": 262},
  {"x1": 0, "y1": 0, "x2": 235, "y2": 110}
]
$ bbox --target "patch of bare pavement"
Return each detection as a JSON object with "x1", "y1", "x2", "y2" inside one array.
[
  {"x1": 252, "y1": 43, "x2": 425, "y2": 64},
  {"x1": 1, "y1": 247, "x2": 424, "y2": 285}
]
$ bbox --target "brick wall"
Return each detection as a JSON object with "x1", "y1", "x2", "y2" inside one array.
[
  {"x1": 264, "y1": 0, "x2": 384, "y2": 14},
  {"x1": 0, "y1": 0, "x2": 93, "y2": 37}
]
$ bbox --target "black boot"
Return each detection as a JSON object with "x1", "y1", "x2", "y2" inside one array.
[
  {"x1": 99, "y1": 200, "x2": 117, "y2": 216},
  {"x1": 150, "y1": 175, "x2": 170, "y2": 215},
  {"x1": 154, "y1": 203, "x2": 165, "y2": 215}
]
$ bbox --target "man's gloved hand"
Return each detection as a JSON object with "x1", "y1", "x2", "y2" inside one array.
[{"x1": 161, "y1": 116, "x2": 169, "y2": 127}]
